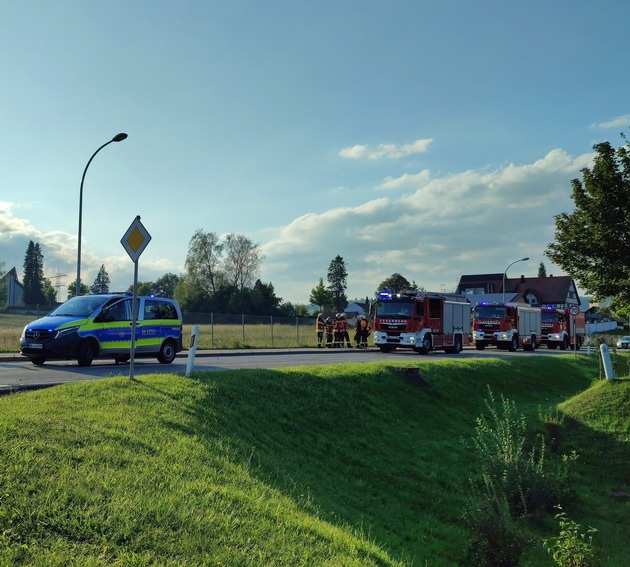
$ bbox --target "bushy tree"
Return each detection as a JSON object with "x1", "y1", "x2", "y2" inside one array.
[
  {"x1": 538, "y1": 262, "x2": 547, "y2": 278},
  {"x1": 546, "y1": 138, "x2": 630, "y2": 308},
  {"x1": 327, "y1": 255, "x2": 348, "y2": 312},
  {"x1": 42, "y1": 278, "x2": 57, "y2": 303},
  {"x1": 91, "y1": 265, "x2": 110, "y2": 294},
  {"x1": 154, "y1": 273, "x2": 181, "y2": 298},
  {"x1": 67, "y1": 280, "x2": 90, "y2": 298},
  {"x1": 248, "y1": 279, "x2": 281, "y2": 314},
  {"x1": 23, "y1": 241, "x2": 45, "y2": 305},
  {"x1": 376, "y1": 273, "x2": 413, "y2": 295},
  {"x1": 309, "y1": 277, "x2": 334, "y2": 310}
]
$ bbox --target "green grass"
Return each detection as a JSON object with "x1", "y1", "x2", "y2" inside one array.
[{"x1": 0, "y1": 356, "x2": 628, "y2": 565}]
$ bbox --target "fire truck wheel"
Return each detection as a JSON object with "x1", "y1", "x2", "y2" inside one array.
[
  {"x1": 560, "y1": 337, "x2": 568, "y2": 351},
  {"x1": 453, "y1": 335, "x2": 463, "y2": 354},
  {"x1": 475, "y1": 343, "x2": 485, "y2": 351},
  {"x1": 508, "y1": 336, "x2": 518, "y2": 352},
  {"x1": 417, "y1": 336, "x2": 431, "y2": 354}
]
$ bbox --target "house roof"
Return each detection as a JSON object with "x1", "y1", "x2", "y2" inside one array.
[
  {"x1": 506, "y1": 275, "x2": 578, "y2": 305},
  {"x1": 458, "y1": 273, "x2": 579, "y2": 306}
]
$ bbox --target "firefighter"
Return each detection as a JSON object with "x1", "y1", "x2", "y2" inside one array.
[
  {"x1": 333, "y1": 313, "x2": 343, "y2": 347},
  {"x1": 340, "y1": 312, "x2": 352, "y2": 348},
  {"x1": 316, "y1": 313, "x2": 325, "y2": 348},
  {"x1": 324, "y1": 317, "x2": 334, "y2": 347},
  {"x1": 354, "y1": 316, "x2": 363, "y2": 348},
  {"x1": 356, "y1": 315, "x2": 371, "y2": 349}
]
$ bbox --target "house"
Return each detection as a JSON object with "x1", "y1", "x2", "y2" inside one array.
[
  {"x1": 457, "y1": 273, "x2": 581, "y2": 308},
  {"x1": 344, "y1": 300, "x2": 369, "y2": 325},
  {"x1": 1, "y1": 267, "x2": 25, "y2": 308}
]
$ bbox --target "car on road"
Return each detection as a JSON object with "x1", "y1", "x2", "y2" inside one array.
[
  {"x1": 20, "y1": 293, "x2": 183, "y2": 366},
  {"x1": 616, "y1": 336, "x2": 630, "y2": 349}
]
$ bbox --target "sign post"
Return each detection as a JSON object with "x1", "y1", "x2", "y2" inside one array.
[
  {"x1": 121, "y1": 216, "x2": 152, "y2": 380},
  {"x1": 569, "y1": 305, "x2": 580, "y2": 357}
]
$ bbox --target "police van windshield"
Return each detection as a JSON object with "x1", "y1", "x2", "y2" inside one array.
[
  {"x1": 376, "y1": 301, "x2": 414, "y2": 318},
  {"x1": 474, "y1": 305, "x2": 506, "y2": 319},
  {"x1": 48, "y1": 296, "x2": 109, "y2": 318}
]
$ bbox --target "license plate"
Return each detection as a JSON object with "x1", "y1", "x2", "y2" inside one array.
[{"x1": 28, "y1": 343, "x2": 43, "y2": 349}]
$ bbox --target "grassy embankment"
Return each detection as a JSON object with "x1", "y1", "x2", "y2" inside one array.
[{"x1": 0, "y1": 356, "x2": 628, "y2": 565}]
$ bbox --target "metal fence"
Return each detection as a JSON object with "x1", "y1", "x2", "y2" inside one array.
[{"x1": 182, "y1": 312, "x2": 318, "y2": 349}]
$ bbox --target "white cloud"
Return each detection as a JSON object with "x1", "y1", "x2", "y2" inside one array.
[
  {"x1": 261, "y1": 148, "x2": 594, "y2": 303},
  {"x1": 590, "y1": 114, "x2": 630, "y2": 130},
  {"x1": 379, "y1": 170, "x2": 431, "y2": 190},
  {"x1": 3, "y1": 148, "x2": 596, "y2": 306},
  {"x1": 339, "y1": 138, "x2": 433, "y2": 160}
]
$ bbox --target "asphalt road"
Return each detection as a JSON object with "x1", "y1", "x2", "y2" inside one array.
[{"x1": 0, "y1": 346, "x2": 583, "y2": 395}]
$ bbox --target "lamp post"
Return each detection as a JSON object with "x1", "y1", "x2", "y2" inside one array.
[
  {"x1": 502, "y1": 257, "x2": 529, "y2": 303},
  {"x1": 76, "y1": 133, "x2": 127, "y2": 297}
]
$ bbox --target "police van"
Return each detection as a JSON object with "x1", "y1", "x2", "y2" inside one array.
[{"x1": 20, "y1": 293, "x2": 183, "y2": 367}]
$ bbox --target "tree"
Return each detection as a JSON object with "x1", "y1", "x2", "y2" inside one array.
[
  {"x1": 23, "y1": 241, "x2": 45, "y2": 305},
  {"x1": 223, "y1": 233, "x2": 263, "y2": 292},
  {"x1": 173, "y1": 276, "x2": 208, "y2": 312},
  {"x1": 154, "y1": 273, "x2": 181, "y2": 298},
  {"x1": 327, "y1": 255, "x2": 348, "y2": 312},
  {"x1": 91, "y1": 264, "x2": 110, "y2": 294},
  {"x1": 538, "y1": 262, "x2": 547, "y2": 278},
  {"x1": 42, "y1": 278, "x2": 57, "y2": 303},
  {"x1": 309, "y1": 277, "x2": 334, "y2": 310},
  {"x1": 546, "y1": 139, "x2": 630, "y2": 307},
  {"x1": 67, "y1": 279, "x2": 90, "y2": 298},
  {"x1": 376, "y1": 273, "x2": 413, "y2": 295},
  {"x1": 248, "y1": 279, "x2": 281, "y2": 314},
  {"x1": 185, "y1": 229, "x2": 224, "y2": 296}
]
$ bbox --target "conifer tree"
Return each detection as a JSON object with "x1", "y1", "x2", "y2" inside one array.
[{"x1": 22, "y1": 241, "x2": 45, "y2": 305}]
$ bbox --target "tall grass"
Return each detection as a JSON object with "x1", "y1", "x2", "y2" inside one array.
[{"x1": 0, "y1": 356, "x2": 628, "y2": 565}]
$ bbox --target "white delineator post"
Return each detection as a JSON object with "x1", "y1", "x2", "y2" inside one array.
[{"x1": 186, "y1": 325, "x2": 199, "y2": 377}]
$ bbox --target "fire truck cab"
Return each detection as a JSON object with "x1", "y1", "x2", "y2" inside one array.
[
  {"x1": 373, "y1": 290, "x2": 471, "y2": 354},
  {"x1": 472, "y1": 302, "x2": 541, "y2": 352},
  {"x1": 541, "y1": 307, "x2": 585, "y2": 350}
]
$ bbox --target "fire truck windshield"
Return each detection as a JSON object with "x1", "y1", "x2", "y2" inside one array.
[
  {"x1": 376, "y1": 301, "x2": 414, "y2": 318},
  {"x1": 473, "y1": 305, "x2": 506, "y2": 319},
  {"x1": 541, "y1": 311, "x2": 558, "y2": 323}
]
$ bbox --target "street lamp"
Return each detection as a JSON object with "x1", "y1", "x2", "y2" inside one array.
[
  {"x1": 502, "y1": 257, "x2": 529, "y2": 303},
  {"x1": 76, "y1": 133, "x2": 127, "y2": 296}
]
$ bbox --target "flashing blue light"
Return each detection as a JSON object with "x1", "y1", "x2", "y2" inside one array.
[{"x1": 378, "y1": 290, "x2": 392, "y2": 299}]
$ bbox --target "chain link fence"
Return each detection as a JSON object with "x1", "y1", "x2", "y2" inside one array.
[{"x1": 183, "y1": 313, "x2": 318, "y2": 349}]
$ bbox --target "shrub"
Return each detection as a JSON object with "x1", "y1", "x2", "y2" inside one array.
[
  {"x1": 464, "y1": 388, "x2": 576, "y2": 564},
  {"x1": 543, "y1": 506, "x2": 598, "y2": 567}
]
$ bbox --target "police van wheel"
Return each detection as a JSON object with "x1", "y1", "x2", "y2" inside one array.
[
  {"x1": 31, "y1": 356, "x2": 46, "y2": 366},
  {"x1": 77, "y1": 340, "x2": 96, "y2": 367},
  {"x1": 158, "y1": 340, "x2": 177, "y2": 364}
]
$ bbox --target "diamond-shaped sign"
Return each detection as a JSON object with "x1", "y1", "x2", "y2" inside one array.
[{"x1": 121, "y1": 216, "x2": 151, "y2": 262}]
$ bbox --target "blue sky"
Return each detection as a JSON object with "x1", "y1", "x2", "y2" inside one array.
[{"x1": 1, "y1": 1, "x2": 629, "y2": 304}]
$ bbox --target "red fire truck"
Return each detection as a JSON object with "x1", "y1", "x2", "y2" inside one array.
[
  {"x1": 373, "y1": 290, "x2": 471, "y2": 354},
  {"x1": 541, "y1": 307, "x2": 585, "y2": 350},
  {"x1": 472, "y1": 302, "x2": 541, "y2": 351}
]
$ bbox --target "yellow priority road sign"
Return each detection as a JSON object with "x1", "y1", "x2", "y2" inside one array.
[{"x1": 121, "y1": 215, "x2": 151, "y2": 262}]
